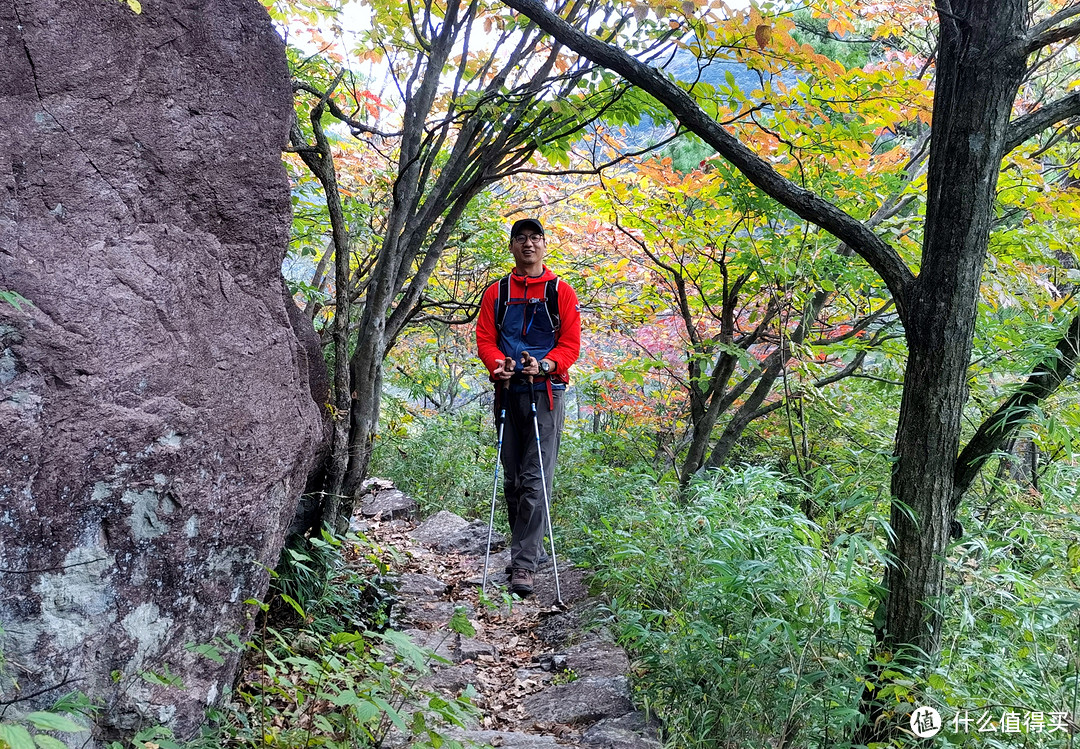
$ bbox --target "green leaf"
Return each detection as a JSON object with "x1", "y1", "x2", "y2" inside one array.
[
  {"x1": 0, "y1": 724, "x2": 36, "y2": 749},
  {"x1": 371, "y1": 696, "x2": 408, "y2": 731},
  {"x1": 139, "y1": 664, "x2": 184, "y2": 689},
  {"x1": 329, "y1": 689, "x2": 361, "y2": 707},
  {"x1": 0, "y1": 289, "x2": 31, "y2": 312},
  {"x1": 448, "y1": 607, "x2": 475, "y2": 638},
  {"x1": 279, "y1": 593, "x2": 306, "y2": 619},
  {"x1": 126, "y1": 0, "x2": 142, "y2": 12},
  {"x1": 351, "y1": 700, "x2": 380, "y2": 722},
  {"x1": 185, "y1": 643, "x2": 226, "y2": 665},
  {"x1": 25, "y1": 713, "x2": 84, "y2": 732},
  {"x1": 35, "y1": 736, "x2": 69, "y2": 749}
]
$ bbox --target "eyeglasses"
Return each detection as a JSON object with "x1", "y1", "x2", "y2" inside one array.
[{"x1": 512, "y1": 233, "x2": 545, "y2": 245}]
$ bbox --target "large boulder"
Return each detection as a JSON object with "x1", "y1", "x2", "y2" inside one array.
[{"x1": 0, "y1": 0, "x2": 322, "y2": 743}]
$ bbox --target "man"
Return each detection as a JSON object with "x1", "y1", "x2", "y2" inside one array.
[{"x1": 476, "y1": 218, "x2": 581, "y2": 596}]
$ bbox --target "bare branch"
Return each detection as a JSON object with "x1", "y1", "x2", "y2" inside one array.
[
  {"x1": 293, "y1": 82, "x2": 403, "y2": 139},
  {"x1": 849, "y1": 373, "x2": 904, "y2": 386},
  {"x1": 809, "y1": 299, "x2": 896, "y2": 345},
  {"x1": 750, "y1": 398, "x2": 786, "y2": 420},
  {"x1": 813, "y1": 349, "x2": 868, "y2": 387}
]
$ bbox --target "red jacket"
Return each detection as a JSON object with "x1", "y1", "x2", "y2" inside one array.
[{"x1": 476, "y1": 266, "x2": 581, "y2": 379}]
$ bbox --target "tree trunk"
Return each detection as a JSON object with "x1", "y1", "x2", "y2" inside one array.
[
  {"x1": 679, "y1": 354, "x2": 736, "y2": 479},
  {"x1": 854, "y1": 3, "x2": 1029, "y2": 741},
  {"x1": 288, "y1": 91, "x2": 353, "y2": 529},
  {"x1": 343, "y1": 325, "x2": 384, "y2": 510},
  {"x1": 705, "y1": 366, "x2": 781, "y2": 470},
  {"x1": 879, "y1": 0, "x2": 1026, "y2": 662}
]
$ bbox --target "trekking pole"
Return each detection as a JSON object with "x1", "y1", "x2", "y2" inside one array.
[
  {"x1": 528, "y1": 374, "x2": 563, "y2": 606},
  {"x1": 482, "y1": 373, "x2": 511, "y2": 598}
]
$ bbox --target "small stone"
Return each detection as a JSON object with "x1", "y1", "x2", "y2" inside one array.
[
  {"x1": 398, "y1": 600, "x2": 474, "y2": 628},
  {"x1": 417, "y1": 663, "x2": 476, "y2": 693},
  {"x1": 410, "y1": 511, "x2": 506, "y2": 555},
  {"x1": 410, "y1": 510, "x2": 470, "y2": 546},
  {"x1": 564, "y1": 638, "x2": 628, "y2": 678},
  {"x1": 515, "y1": 667, "x2": 551, "y2": 683},
  {"x1": 446, "y1": 730, "x2": 561, "y2": 748},
  {"x1": 582, "y1": 712, "x2": 663, "y2": 748},
  {"x1": 457, "y1": 636, "x2": 497, "y2": 662},
  {"x1": 400, "y1": 629, "x2": 456, "y2": 663},
  {"x1": 360, "y1": 477, "x2": 395, "y2": 493}
]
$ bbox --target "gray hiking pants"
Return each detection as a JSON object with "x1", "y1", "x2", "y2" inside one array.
[{"x1": 498, "y1": 387, "x2": 564, "y2": 572}]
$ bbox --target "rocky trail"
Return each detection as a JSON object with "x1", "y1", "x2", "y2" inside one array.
[{"x1": 354, "y1": 480, "x2": 662, "y2": 749}]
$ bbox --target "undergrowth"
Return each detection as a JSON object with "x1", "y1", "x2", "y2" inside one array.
[
  {"x1": 582, "y1": 467, "x2": 878, "y2": 748},
  {"x1": 375, "y1": 402, "x2": 493, "y2": 519},
  {"x1": 7, "y1": 402, "x2": 1080, "y2": 748},
  {"x1": 0, "y1": 530, "x2": 479, "y2": 749},
  {"x1": 177, "y1": 530, "x2": 479, "y2": 748},
  {"x1": 578, "y1": 464, "x2": 1080, "y2": 748}
]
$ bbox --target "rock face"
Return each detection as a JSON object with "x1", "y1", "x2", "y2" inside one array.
[{"x1": 0, "y1": 0, "x2": 321, "y2": 743}]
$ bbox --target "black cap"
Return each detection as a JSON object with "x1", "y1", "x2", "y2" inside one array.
[{"x1": 510, "y1": 218, "x2": 543, "y2": 238}]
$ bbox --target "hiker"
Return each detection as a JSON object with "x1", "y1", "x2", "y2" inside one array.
[{"x1": 476, "y1": 218, "x2": 581, "y2": 596}]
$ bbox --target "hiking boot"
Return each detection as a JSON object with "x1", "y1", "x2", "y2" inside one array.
[
  {"x1": 506, "y1": 550, "x2": 550, "y2": 575},
  {"x1": 510, "y1": 567, "x2": 534, "y2": 596}
]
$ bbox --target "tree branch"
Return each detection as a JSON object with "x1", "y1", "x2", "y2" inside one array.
[
  {"x1": 952, "y1": 309, "x2": 1080, "y2": 509},
  {"x1": 500, "y1": 0, "x2": 916, "y2": 312},
  {"x1": 813, "y1": 349, "x2": 868, "y2": 387},
  {"x1": 1004, "y1": 92, "x2": 1080, "y2": 153},
  {"x1": 293, "y1": 82, "x2": 403, "y2": 139},
  {"x1": 1027, "y1": 2, "x2": 1080, "y2": 52},
  {"x1": 510, "y1": 127, "x2": 683, "y2": 177},
  {"x1": 1030, "y1": 1, "x2": 1080, "y2": 37},
  {"x1": 809, "y1": 300, "x2": 896, "y2": 345}
]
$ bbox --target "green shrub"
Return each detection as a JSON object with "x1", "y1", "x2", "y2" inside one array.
[
  {"x1": 580, "y1": 466, "x2": 881, "y2": 748},
  {"x1": 272, "y1": 530, "x2": 395, "y2": 636},
  {"x1": 185, "y1": 529, "x2": 477, "y2": 749},
  {"x1": 372, "y1": 403, "x2": 493, "y2": 519}
]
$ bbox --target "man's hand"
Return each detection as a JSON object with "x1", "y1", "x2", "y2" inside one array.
[
  {"x1": 492, "y1": 356, "x2": 515, "y2": 380},
  {"x1": 520, "y1": 352, "x2": 540, "y2": 377}
]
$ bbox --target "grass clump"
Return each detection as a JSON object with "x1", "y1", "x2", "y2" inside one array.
[{"x1": 580, "y1": 466, "x2": 878, "y2": 748}]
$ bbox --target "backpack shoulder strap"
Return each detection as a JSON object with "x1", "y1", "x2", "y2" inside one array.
[
  {"x1": 494, "y1": 274, "x2": 512, "y2": 331},
  {"x1": 545, "y1": 277, "x2": 561, "y2": 330}
]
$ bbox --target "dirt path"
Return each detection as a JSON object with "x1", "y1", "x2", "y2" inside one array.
[{"x1": 355, "y1": 481, "x2": 661, "y2": 749}]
